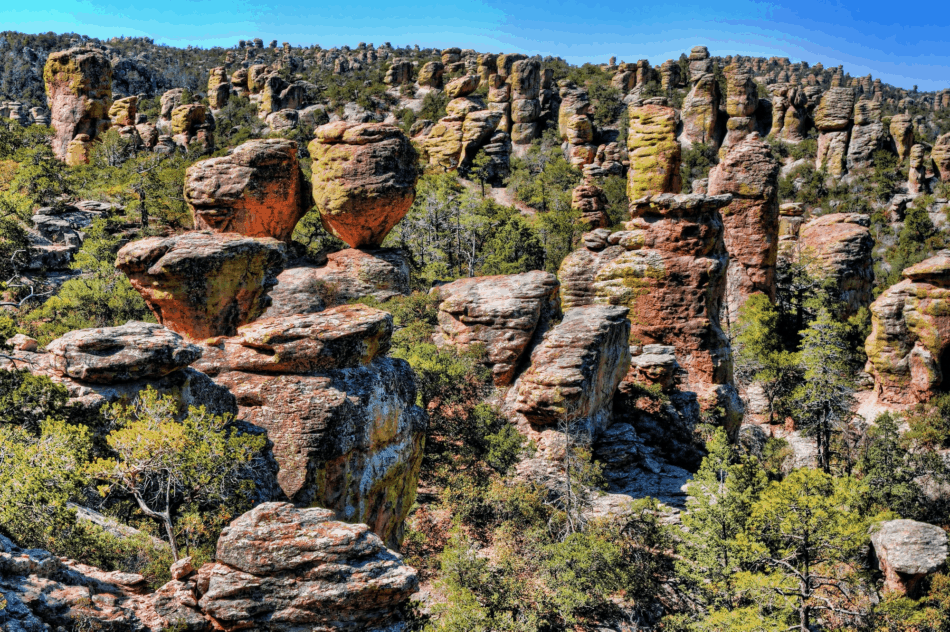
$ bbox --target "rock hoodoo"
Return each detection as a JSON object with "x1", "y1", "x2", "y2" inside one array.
[
  {"x1": 309, "y1": 121, "x2": 418, "y2": 248},
  {"x1": 43, "y1": 47, "x2": 113, "y2": 163},
  {"x1": 626, "y1": 104, "x2": 682, "y2": 199},
  {"x1": 184, "y1": 138, "x2": 313, "y2": 241},
  {"x1": 799, "y1": 213, "x2": 874, "y2": 318},
  {"x1": 871, "y1": 519, "x2": 949, "y2": 596}
]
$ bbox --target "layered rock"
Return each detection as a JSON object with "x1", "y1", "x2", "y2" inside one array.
[
  {"x1": 626, "y1": 104, "x2": 682, "y2": 199},
  {"x1": 799, "y1": 213, "x2": 874, "y2": 318},
  {"x1": 510, "y1": 59, "x2": 542, "y2": 145},
  {"x1": 909, "y1": 144, "x2": 929, "y2": 194},
  {"x1": 681, "y1": 73, "x2": 719, "y2": 147},
  {"x1": 43, "y1": 47, "x2": 112, "y2": 161},
  {"x1": 432, "y1": 271, "x2": 561, "y2": 386},
  {"x1": 198, "y1": 503, "x2": 418, "y2": 630},
  {"x1": 708, "y1": 134, "x2": 780, "y2": 320},
  {"x1": 264, "y1": 248, "x2": 410, "y2": 317},
  {"x1": 417, "y1": 61, "x2": 444, "y2": 88},
  {"x1": 723, "y1": 64, "x2": 758, "y2": 118},
  {"x1": 871, "y1": 519, "x2": 949, "y2": 596},
  {"x1": 115, "y1": 231, "x2": 285, "y2": 340},
  {"x1": 384, "y1": 59, "x2": 413, "y2": 86},
  {"x1": 109, "y1": 95, "x2": 137, "y2": 126},
  {"x1": 444, "y1": 74, "x2": 479, "y2": 98},
  {"x1": 184, "y1": 139, "x2": 312, "y2": 241},
  {"x1": 207, "y1": 66, "x2": 230, "y2": 109},
  {"x1": 572, "y1": 181, "x2": 610, "y2": 229},
  {"x1": 866, "y1": 253, "x2": 950, "y2": 404},
  {"x1": 847, "y1": 100, "x2": 886, "y2": 171},
  {"x1": 815, "y1": 87, "x2": 855, "y2": 176},
  {"x1": 309, "y1": 122, "x2": 418, "y2": 248}
]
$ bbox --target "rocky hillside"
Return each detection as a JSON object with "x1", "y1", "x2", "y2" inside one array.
[{"x1": 1, "y1": 34, "x2": 950, "y2": 631}]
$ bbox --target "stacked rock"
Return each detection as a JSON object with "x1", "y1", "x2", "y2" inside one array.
[
  {"x1": 847, "y1": 99, "x2": 886, "y2": 171},
  {"x1": 814, "y1": 86, "x2": 856, "y2": 176},
  {"x1": 43, "y1": 47, "x2": 113, "y2": 164},
  {"x1": 510, "y1": 59, "x2": 541, "y2": 145},
  {"x1": 207, "y1": 66, "x2": 231, "y2": 109},
  {"x1": 626, "y1": 103, "x2": 682, "y2": 199}
]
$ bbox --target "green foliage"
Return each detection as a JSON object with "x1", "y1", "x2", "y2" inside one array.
[
  {"x1": 680, "y1": 142, "x2": 717, "y2": 193},
  {"x1": 418, "y1": 90, "x2": 449, "y2": 122},
  {"x1": 587, "y1": 81, "x2": 623, "y2": 127},
  {"x1": 879, "y1": 199, "x2": 944, "y2": 290},
  {"x1": 855, "y1": 413, "x2": 923, "y2": 519},
  {"x1": 0, "y1": 369, "x2": 68, "y2": 432},
  {"x1": 870, "y1": 149, "x2": 904, "y2": 203}
]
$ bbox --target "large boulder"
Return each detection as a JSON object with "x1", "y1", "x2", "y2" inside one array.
[
  {"x1": 814, "y1": 87, "x2": 856, "y2": 131},
  {"x1": 723, "y1": 64, "x2": 757, "y2": 117},
  {"x1": 159, "y1": 87, "x2": 184, "y2": 122},
  {"x1": 799, "y1": 213, "x2": 874, "y2": 318},
  {"x1": 309, "y1": 122, "x2": 418, "y2": 248},
  {"x1": 43, "y1": 47, "x2": 112, "y2": 161},
  {"x1": 511, "y1": 305, "x2": 631, "y2": 433},
  {"x1": 264, "y1": 248, "x2": 410, "y2": 318},
  {"x1": 184, "y1": 139, "x2": 312, "y2": 241},
  {"x1": 872, "y1": 519, "x2": 948, "y2": 596},
  {"x1": 417, "y1": 61, "x2": 444, "y2": 88},
  {"x1": 865, "y1": 253, "x2": 950, "y2": 404},
  {"x1": 46, "y1": 322, "x2": 200, "y2": 383},
  {"x1": 108, "y1": 95, "x2": 137, "y2": 126},
  {"x1": 198, "y1": 503, "x2": 417, "y2": 630},
  {"x1": 847, "y1": 100, "x2": 886, "y2": 171},
  {"x1": 432, "y1": 271, "x2": 561, "y2": 386},
  {"x1": 708, "y1": 134, "x2": 780, "y2": 320},
  {"x1": 115, "y1": 232, "x2": 285, "y2": 340},
  {"x1": 626, "y1": 104, "x2": 682, "y2": 199}
]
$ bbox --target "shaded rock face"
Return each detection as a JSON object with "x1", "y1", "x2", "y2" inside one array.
[
  {"x1": 934, "y1": 133, "x2": 950, "y2": 183},
  {"x1": 708, "y1": 134, "x2": 780, "y2": 321},
  {"x1": 432, "y1": 271, "x2": 561, "y2": 386},
  {"x1": 109, "y1": 95, "x2": 137, "y2": 126},
  {"x1": 160, "y1": 88, "x2": 184, "y2": 121},
  {"x1": 723, "y1": 64, "x2": 757, "y2": 118},
  {"x1": 184, "y1": 139, "x2": 313, "y2": 241},
  {"x1": 871, "y1": 519, "x2": 949, "y2": 596},
  {"x1": 866, "y1": 254, "x2": 950, "y2": 404},
  {"x1": 511, "y1": 305, "x2": 631, "y2": 432},
  {"x1": 799, "y1": 213, "x2": 874, "y2": 318},
  {"x1": 417, "y1": 61, "x2": 444, "y2": 88},
  {"x1": 43, "y1": 47, "x2": 113, "y2": 161},
  {"x1": 46, "y1": 321, "x2": 201, "y2": 383},
  {"x1": 198, "y1": 503, "x2": 418, "y2": 631},
  {"x1": 309, "y1": 122, "x2": 418, "y2": 248},
  {"x1": 815, "y1": 87, "x2": 855, "y2": 175},
  {"x1": 626, "y1": 104, "x2": 681, "y2": 200},
  {"x1": 264, "y1": 248, "x2": 410, "y2": 318},
  {"x1": 115, "y1": 231, "x2": 285, "y2": 340}
]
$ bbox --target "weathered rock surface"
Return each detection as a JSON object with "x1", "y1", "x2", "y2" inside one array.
[
  {"x1": 626, "y1": 104, "x2": 681, "y2": 199},
  {"x1": 432, "y1": 271, "x2": 561, "y2": 386},
  {"x1": 572, "y1": 181, "x2": 610, "y2": 229},
  {"x1": 264, "y1": 248, "x2": 410, "y2": 317},
  {"x1": 109, "y1": 95, "x2": 137, "y2": 126},
  {"x1": 198, "y1": 503, "x2": 418, "y2": 630},
  {"x1": 933, "y1": 133, "x2": 950, "y2": 182},
  {"x1": 46, "y1": 321, "x2": 201, "y2": 383},
  {"x1": 184, "y1": 139, "x2": 312, "y2": 240},
  {"x1": 866, "y1": 253, "x2": 950, "y2": 404},
  {"x1": 207, "y1": 66, "x2": 230, "y2": 109},
  {"x1": 309, "y1": 122, "x2": 418, "y2": 248},
  {"x1": 909, "y1": 144, "x2": 930, "y2": 194},
  {"x1": 115, "y1": 231, "x2": 285, "y2": 340},
  {"x1": 814, "y1": 87, "x2": 856, "y2": 131},
  {"x1": 43, "y1": 47, "x2": 112, "y2": 161},
  {"x1": 723, "y1": 64, "x2": 757, "y2": 117},
  {"x1": 799, "y1": 213, "x2": 874, "y2": 318},
  {"x1": 890, "y1": 114, "x2": 914, "y2": 162},
  {"x1": 847, "y1": 100, "x2": 886, "y2": 171},
  {"x1": 511, "y1": 305, "x2": 631, "y2": 431},
  {"x1": 417, "y1": 61, "x2": 444, "y2": 88},
  {"x1": 681, "y1": 73, "x2": 719, "y2": 147},
  {"x1": 871, "y1": 519, "x2": 948, "y2": 595},
  {"x1": 708, "y1": 134, "x2": 780, "y2": 320}
]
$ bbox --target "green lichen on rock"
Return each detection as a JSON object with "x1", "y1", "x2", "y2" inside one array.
[{"x1": 626, "y1": 104, "x2": 682, "y2": 200}]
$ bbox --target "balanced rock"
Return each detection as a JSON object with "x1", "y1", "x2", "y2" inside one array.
[
  {"x1": 43, "y1": 47, "x2": 113, "y2": 161},
  {"x1": 433, "y1": 271, "x2": 561, "y2": 386},
  {"x1": 708, "y1": 134, "x2": 780, "y2": 319},
  {"x1": 871, "y1": 519, "x2": 948, "y2": 596},
  {"x1": 184, "y1": 139, "x2": 312, "y2": 240},
  {"x1": 46, "y1": 322, "x2": 201, "y2": 384},
  {"x1": 309, "y1": 122, "x2": 418, "y2": 248},
  {"x1": 198, "y1": 503, "x2": 418, "y2": 629},
  {"x1": 444, "y1": 74, "x2": 479, "y2": 98},
  {"x1": 866, "y1": 253, "x2": 950, "y2": 404},
  {"x1": 115, "y1": 231, "x2": 285, "y2": 340}
]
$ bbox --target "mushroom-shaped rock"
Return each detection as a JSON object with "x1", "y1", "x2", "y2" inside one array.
[
  {"x1": 197, "y1": 503, "x2": 418, "y2": 628},
  {"x1": 193, "y1": 304, "x2": 392, "y2": 375},
  {"x1": 432, "y1": 271, "x2": 561, "y2": 386},
  {"x1": 115, "y1": 232, "x2": 285, "y2": 340},
  {"x1": 46, "y1": 322, "x2": 201, "y2": 384},
  {"x1": 43, "y1": 47, "x2": 113, "y2": 161},
  {"x1": 513, "y1": 305, "x2": 631, "y2": 428},
  {"x1": 184, "y1": 139, "x2": 312, "y2": 240},
  {"x1": 871, "y1": 519, "x2": 948, "y2": 595},
  {"x1": 308, "y1": 122, "x2": 418, "y2": 248}
]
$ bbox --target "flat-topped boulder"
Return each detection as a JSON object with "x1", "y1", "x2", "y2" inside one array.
[
  {"x1": 184, "y1": 139, "x2": 312, "y2": 240},
  {"x1": 115, "y1": 231, "x2": 285, "y2": 340},
  {"x1": 872, "y1": 519, "x2": 949, "y2": 595}
]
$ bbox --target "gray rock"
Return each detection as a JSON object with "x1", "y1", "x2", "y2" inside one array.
[{"x1": 872, "y1": 519, "x2": 949, "y2": 595}]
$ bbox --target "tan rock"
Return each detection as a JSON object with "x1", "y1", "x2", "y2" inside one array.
[
  {"x1": 444, "y1": 74, "x2": 479, "y2": 98},
  {"x1": 207, "y1": 66, "x2": 230, "y2": 109},
  {"x1": 43, "y1": 47, "x2": 112, "y2": 160},
  {"x1": 417, "y1": 61, "x2": 444, "y2": 88},
  {"x1": 799, "y1": 213, "x2": 874, "y2": 318},
  {"x1": 626, "y1": 105, "x2": 681, "y2": 199},
  {"x1": 681, "y1": 73, "x2": 719, "y2": 146},
  {"x1": 109, "y1": 95, "x2": 137, "y2": 126},
  {"x1": 933, "y1": 133, "x2": 950, "y2": 182},
  {"x1": 890, "y1": 114, "x2": 914, "y2": 162}
]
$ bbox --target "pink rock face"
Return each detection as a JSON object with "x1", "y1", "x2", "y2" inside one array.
[
  {"x1": 512, "y1": 305, "x2": 631, "y2": 428},
  {"x1": 43, "y1": 47, "x2": 113, "y2": 161},
  {"x1": 799, "y1": 213, "x2": 874, "y2": 318},
  {"x1": 866, "y1": 254, "x2": 950, "y2": 404},
  {"x1": 432, "y1": 270, "x2": 561, "y2": 386},
  {"x1": 198, "y1": 503, "x2": 417, "y2": 628},
  {"x1": 184, "y1": 139, "x2": 313, "y2": 241},
  {"x1": 193, "y1": 304, "x2": 392, "y2": 375},
  {"x1": 708, "y1": 134, "x2": 780, "y2": 321},
  {"x1": 872, "y1": 519, "x2": 948, "y2": 596}
]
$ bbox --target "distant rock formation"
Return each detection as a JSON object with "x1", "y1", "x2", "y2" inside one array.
[{"x1": 43, "y1": 47, "x2": 112, "y2": 163}]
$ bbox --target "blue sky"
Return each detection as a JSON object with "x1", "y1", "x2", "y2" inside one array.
[{"x1": 2, "y1": 0, "x2": 949, "y2": 91}]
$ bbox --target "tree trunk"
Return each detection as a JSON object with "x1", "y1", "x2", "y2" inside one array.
[{"x1": 163, "y1": 513, "x2": 180, "y2": 561}]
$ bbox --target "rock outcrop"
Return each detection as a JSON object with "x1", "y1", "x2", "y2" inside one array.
[
  {"x1": 115, "y1": 231, "x2": 285, "y2": 340},
  {"x1": 933, "y1": 133, "x2": 950, "y2": 182},
  {"x1": 681, "y1": 73, "x2": 719, "y2": 147},
  {"x1": 909, "y1": 144, "x2": 929, "y2": 194},
  {"x1": 799, "y1": 213, "x2": 874, "y2": 318},
  {"x1": 708, "y1": 134, "x2": 780, "y2": 321},
  {"x1": 432, "y1": 271, "x2": 561, "y2": 386},
  {"x1": 184, "y1": 139, "x2": 312, "y2": 241},
  {"x1": 865, "y1": 253, "x2": 950, "y2": 404},
  {"x1": 890, "y1": 114, "x2": 914, "y2": 162},
  {"x1": 847, "y1": 100, "x2": 886, "y2": 171},
  {"x1": 814, "y1": 87, "x2": 855, "y2": 176},
  {"x1": 43, "y1": 47, "x2": 113, "y2": 162},
  {"x1": 309, "y1": 122, "x2": 418, "y2": 248},
  {"x1": 264, "y1": 248, "x2": 410, "y2": 317},
  {"x1": 207, "y1": 66, "x2": 230, "y2": 109},
  {"x1": 626, "y1": 104, "x2": 681, "y2": 199},
  {"x1": 871, "y1": 519, "x2": 949, "y2": 596},
  {"x1": 572, "y1": 181, "x2": 610, "y2": 229}
]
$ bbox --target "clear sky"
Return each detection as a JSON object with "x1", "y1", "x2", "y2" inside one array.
[{"x1": 2, "y1": 0, "x2": 949, "y2": 91}]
